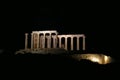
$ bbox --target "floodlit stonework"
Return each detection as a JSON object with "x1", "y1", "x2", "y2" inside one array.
[
  {"x1": 71, "y1": 54, "x2": 112, "y2": 64},
  {"x1": 16, "y1": 30, "x2": 86, "y2": 54}
]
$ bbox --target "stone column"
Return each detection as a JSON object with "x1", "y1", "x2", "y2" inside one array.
[
  {"x1": 37, "y1": 33, "x2": 39, "y2": 50},
  {"x1": 33, "y1": 34, "x2": 36, "y2": 49},
  {"x1": 46, "y1": 36, "x2": 51, "y2": 48},
  {"x1": 49, "y1": 33, "x2": 51, "y2": 48},
  {"x1": 41, "y1": 35, "x2": 45, "y2": 48},
  {"x1": 52, "y1": 35, "x2": 57, "y2": 48},
  {"x1": 59, "y1": 37, "x2": 61, "y2": 48},
  {"x1": 71, "y1": 37, "x2": 73, "y2": 50},
  {"x1": 65, "y1": 37, "x2": 68, "y2": 50},
  {"x1": 25, "y1": 33, "x2": 28, "y2": 50},
  {"x1": 39, "y1": 35, "x2": 41, "y2": 48},
  {"x1": 31, "y1": 33, "x2": 33, "y2": 50},
  {"x1": 40, "y1": 35, "x2": 43, "y2": 48},
  {"x1": 55, "y1": 33, "x2": 58, "y2": 47},
  {"x1": 77, "y1": 36, "x2": 80, "y2": 50},
  {"x1": 55, "y1": 36, "x2": 57, "y2": 48},
  {"x1": 83, "y1": 36, "x2": 85, "y2": 50},
  {"x1": 42, "y1": 33, "x2": 45, "y2": 48}
]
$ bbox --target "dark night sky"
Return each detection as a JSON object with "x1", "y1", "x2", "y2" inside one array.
[
  {"x1": 0, "y1": 4, "x2": 119, "y2": 58},
  {"x1": 0, "y1": 2, "x2": 120, "y2": 78}
]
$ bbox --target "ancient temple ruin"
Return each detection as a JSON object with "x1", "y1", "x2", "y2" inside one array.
[{"x1": 16, "y1": 30, "x2": 86, "y2": 54}]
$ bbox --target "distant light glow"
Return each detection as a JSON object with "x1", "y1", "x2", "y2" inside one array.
[
  {"x1": 104, "y1": 55, "x2": 111, "y2": 64},
  {"x1": 90, "y1": 57, "x2": 100, "y2": 63},
  {"x1": 72, "y1": 54, "x2": 113, "y2": 65}
]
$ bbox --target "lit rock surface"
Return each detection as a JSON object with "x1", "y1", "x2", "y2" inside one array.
[{"x1": 71, "y1": 53, "x2": 113, "y2": 64}]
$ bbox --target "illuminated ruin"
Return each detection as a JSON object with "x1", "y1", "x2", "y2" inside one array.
[
  {"x1": 71, "y1": 54, "x2": 112, "y2": 64},
  {"x1": 16, "y1": 30, "x2": 85, "y2": 54},
  {"x1": 15, "y1": 30, "x2": 113, "y2": 64}
]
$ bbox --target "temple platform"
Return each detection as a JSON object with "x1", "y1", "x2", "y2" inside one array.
[{"x1": 15, "y1": 48, "x2": 68, "y2": 54}]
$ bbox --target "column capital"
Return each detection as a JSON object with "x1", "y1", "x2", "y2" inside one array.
[
  {"x1": 31, "y1": 33, "x2": 33, "y2": 49},
  {"x1": 77, "y1": 36, "x2": 80, "y2": 38},
  {"x1": 65, "y1": 37, "x2": 68, "y2": 39},
  {"x1": 46, "y1": 35, "x2": 51, "y2": 38},
  {"x1": 71, "y1": 36, "x2": 74, "y2": 38},
  {"x1": 52, "y1": 35, "x2": 57, "y2": 38},
  {"x1": 83, "y1": 36, "x2": 86, "y2": 38},
  {"x1": 37, "y1": 32, "x2": 40, "y2": 35}
]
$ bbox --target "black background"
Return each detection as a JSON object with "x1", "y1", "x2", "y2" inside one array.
[{"x1": 0, "y1": 2, "x2": 119, "y2": 77}]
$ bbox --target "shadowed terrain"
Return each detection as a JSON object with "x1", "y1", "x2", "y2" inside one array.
[{"x1": 0, "y1": 52, "x2": 119, "y2": 78}]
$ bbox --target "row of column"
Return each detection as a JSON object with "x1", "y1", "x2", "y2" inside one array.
[
  {"x1": 25, "y1": 33, "x2": 85, "y2": 51},
  {"x1": 58, "y1": 36, "x2": 85, "y2": 50},
  {"x1": 30, "y1": 33, "x2": 57, "y2": 49}
]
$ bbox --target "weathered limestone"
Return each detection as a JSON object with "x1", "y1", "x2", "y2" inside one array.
[
  {"x1": 52, "y1": 35, "x2": 57, "y2": 48},
  {"x1": 33, "y1": 33, "x2": 38, "y2": 49},
  {"x1": 65, "y1": 37, "x2": 67, "y2": 50},
  {"x1": 25, "y1": 33, "x2": 28, "y2": 50},
  {"x1": 40, "y1": 35, "x2": 44, "y2": 48},
  {"x1": 37, "y1": 33, "x2": 39, "y2": 49},
  {"x1": 77, "y1": 36, "x2": 80, "y2": 50},
  {"x1": 57, "y1": 34, "x2": 85, "y2": 50},
  {"x1": 31, "y1": 33, "x2": 33, "y2": 49},
  {"x1": 59, "y1": 37, "x2": 62, "y2": 48},
  {"x1": 46, "y1": 36, "x2": 51, "y2": 48},
  {"x1": 71, "y1": 37, "x2": 73, "y2": 50},
  {"x1": 25, "y1": 30, "x2": 85, "y2": 51},
  {"x1": 83, "y1": 36, "x2": 85, "y2": 50}
]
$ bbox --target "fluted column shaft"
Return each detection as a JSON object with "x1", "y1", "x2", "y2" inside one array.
[
  {"x1": 77, "y1": 37, "x2": 79, "y2": 50},
  {"x1": 52, "y1": 36, "x2": 57, "y2": 48},
  {"x1": 83, "y1": 36, "x2": 85, "y2": 50},
  {"x1": 71, "y1": 37, "x2": 73, "y2": 50},
  {"x1": 37, "y1": 33, "x2": 39, "y2": 49},
  {"x1": 25, "y1": 33, "x2": 28, "y2": 50},
  {"x1": 65, "y1": 37, "x2": 67, "y2": 50},
  {"x1": 31, "y1": 33, "x2": 33, "y2": 49},
  {"x1": 46, "y1": 36, "x2": 51, "y2": 48},
  {"x1": 42, "y1": 34, "x2": 45, "y2": 48},
  {"x1": 59, "y1": 37, "x2": 61, "y2": 48}
]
